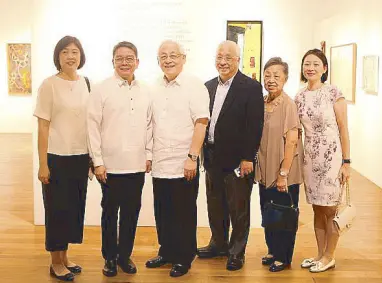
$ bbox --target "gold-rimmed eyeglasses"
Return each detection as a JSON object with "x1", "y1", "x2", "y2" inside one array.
[
  {"x1": 114, "y1": 56, "x2": 136, "y2": 64},
  {"x1": 158, "y1": 54, "x2": 184, "y2": 62},
  {"x1": 215, "y1": 56, "x2": 238, "y2": 63}
]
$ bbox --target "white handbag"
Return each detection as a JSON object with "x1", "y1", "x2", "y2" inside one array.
[{"x1": 333, "y1": 181, "x2": 356, "y2": 233}]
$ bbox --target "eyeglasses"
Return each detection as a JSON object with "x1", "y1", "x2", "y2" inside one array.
[
  {"x1": 215, "y1": 56, "x2": 238, "y2": 63},
  {"x1": 158, "y1": 54, "x2": 184, "y2": 62},
  {"x1": 114, "y1": 56, "x2": 136, "y2": 64}
]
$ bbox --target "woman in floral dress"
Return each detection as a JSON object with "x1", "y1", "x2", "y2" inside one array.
[{"x1": 295, "y1": 49, "x2": 351, "y2": 273}]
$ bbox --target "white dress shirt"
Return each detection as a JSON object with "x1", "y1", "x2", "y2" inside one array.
[
  {"x1": 151, "y1": 72, "x2": 210, "y2": 179},
  {"x1": 208, "y1": 74, "x2": 235, "y2": 143},
  {"x1": 34, "y1": 75, "x2": 90, "y2": 155},
  {"x1": 87, "y1": 73, "x2": 152, "y2": 174}
]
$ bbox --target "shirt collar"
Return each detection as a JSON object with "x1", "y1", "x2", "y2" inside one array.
[
  {"x1": 114, "y1": 71, "x2": 138, "y2": 87},
  {"x1": 161, "y1": 71, "x2": 185, "y2": 87},
  {"x1": 218, "y1": 70, "x2": 238, "y2": 87}
]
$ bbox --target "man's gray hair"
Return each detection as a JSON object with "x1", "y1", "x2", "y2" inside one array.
[{"x1": 158, "y1": 40, "x2": 186, "y2": 55}]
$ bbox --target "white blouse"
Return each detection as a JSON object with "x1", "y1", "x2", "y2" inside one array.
[
  {"x1": 34, "y1": 75, "x2": 90, "y2": 155},
  {"x1": 151, "y1": 72, "x2": 210, "y2": 178}
]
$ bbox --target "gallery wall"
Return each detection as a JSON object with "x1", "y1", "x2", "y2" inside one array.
[
  {"x1": 314, "y1": 0, "x2": 382, "y2": 188},
  {"x1": 29, "y1": 0, "x2": 321, "y2": 226},
  {"x1": 0, "y1": 0, "x2": 33, "y2": 133}
]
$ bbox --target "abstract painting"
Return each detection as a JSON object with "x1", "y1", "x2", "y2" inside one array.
[
  {"x1": 7, "y1": 43, "x2": 32, "y2": 95},
  {"x1": 227, "y1": 21, "x2": 263, "y2": 82}
]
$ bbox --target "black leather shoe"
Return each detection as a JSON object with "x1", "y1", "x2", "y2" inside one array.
[
  {"x1": 169, "y1": 264, "x2": 189, "y2": 277},
  {"x1": 145, "y1": 256, "x2": 169, "y2": 268},
  {"x1": 226, "y1": 255, "x2": 245, "y2": 271},
  {"x1": 50, "y1": 266, "x2": 74, "y2": 281},
  {"x1": 103, "y1": 259, "x2": 117, "y2": 277},
  {"x1": 269, "y1": 262, "x2": 289, "y2": 272},
  {"x1": 66, "y1": 264, "x2": 82, "y2": 274},
  {"x1": 261, "y1": 255, "x2": 275, "y2": 265},
  {"x1": 196, "y1": 245, "x2": 228, "y2": 258},
  {"x1": 118, "y1": 258, "x2": 137, "y2": 274}
]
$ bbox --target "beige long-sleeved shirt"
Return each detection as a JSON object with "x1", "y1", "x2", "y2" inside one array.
[{"x1": 87, "y1": 74, "x2": 152, "y2": 174}]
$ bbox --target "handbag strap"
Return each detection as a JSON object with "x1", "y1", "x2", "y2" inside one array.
[
  {"x1": 84, "y1": 76, "x2": 91, "y2": 93},
  {"x1": 287, "y1": 192, "x2": 296, "y2": 208},
  {"x1": 345, "y1": 181, "x2": 351, "y2": 206}
]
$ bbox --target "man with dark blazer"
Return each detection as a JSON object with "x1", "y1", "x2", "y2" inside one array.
[{"x1": 197, "y1": 40, "x2": 264, "y2": 271}]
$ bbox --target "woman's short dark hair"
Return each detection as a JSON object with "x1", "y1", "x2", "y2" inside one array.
[
  {"x1": 112, "y1": 41, "x2": 138, "y2": 58},
  {"x1": 264, "y1": 57, "x2": 289, "y2": 78},
  {"x1": 53, "y1": 36, "x2": 86, "y2": 71},
  {"x1": 300, "y1": 48, "x2": 328, "y2": 83}
]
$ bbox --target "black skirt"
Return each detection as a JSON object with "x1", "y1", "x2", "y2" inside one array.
[{"x1": 42, "y1": 153, "x2": 89, "y2": 251}]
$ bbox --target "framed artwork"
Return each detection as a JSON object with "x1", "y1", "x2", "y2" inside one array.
[
  {"x1": 320, "y1": 41, "x2": 326, "y2": 54},
  {"x1": 7, "y1": 43, "x2": 32, "y2": 95},
  {"x1": 362, "y1": 55, "x2": 379, "y2": 95},
  {"x1": 226, "y1": 21, "x2": 263, "y2": 82},
  {"x1": 330, "y1": 43, "x2": 357, "y2": 104}
]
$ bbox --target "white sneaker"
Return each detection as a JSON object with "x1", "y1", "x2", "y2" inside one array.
[
  {"x1": 301, "y1": 258, "x2": 316, "y2": 268},
  {"x1": 309, "y1": 259, "x2": 336, "y2": 273}
]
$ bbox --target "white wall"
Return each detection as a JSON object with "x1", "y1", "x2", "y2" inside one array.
[
  {"x1": 314, "y1": 0, "x2": 382, "y2": 188},
  {"x1": 26, "y1": 0, "x2": 320, "y2": 226},
  {"x1": 0, "y1": 0, "x2": 33, "y2": 133}
]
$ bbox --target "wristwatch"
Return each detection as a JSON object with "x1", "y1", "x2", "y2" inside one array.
[
  {"x1": 343, "y1": 159, "x2": 351, "y2": 164},
  {"x1": 279, "y1": 170, "x2": 289, "y2": 177},
  {"x1": 188, "y1": 153, "x2": 198, "y2": 162}
]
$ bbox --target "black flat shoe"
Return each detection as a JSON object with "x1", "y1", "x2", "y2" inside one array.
[
  {"x1": 196, "y1": 245, "x2": 228, "y2": 258},
  {"x1": 269, "y1": 262, "x2": 289, "y2": 272},
  {"x1": 66, "y1": 264, "x2": 82, "y2": 274},
  {"x1": 50, "y1": 266, "x2": 74, "y2": 281},
  {"x1": 169, "y1": 264, "x2": 189, "y2": 277},
  {"x1": 261, "y1": 256, "x2": 275, "y2": 265},
  {"x1": 103, "y1": 259, "x2": 117, "y2": 277},
  {"x1": 226, "y1": 255, "x2": 245, "y2": 271},
  {"x1": 145, "y1": 256, "x2": 169, "y2": 268},
  {"x1": 118, "y1": 258, "x2": 137, "y2": 274}
]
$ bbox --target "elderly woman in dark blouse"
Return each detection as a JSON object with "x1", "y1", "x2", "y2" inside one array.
[{"x1": 255, "y1": 57, "x2": 303, "y2": 272}]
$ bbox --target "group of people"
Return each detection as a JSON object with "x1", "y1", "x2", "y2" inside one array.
[{"x1": 34, "y1": 35, "x2": 350, "y2": 281}]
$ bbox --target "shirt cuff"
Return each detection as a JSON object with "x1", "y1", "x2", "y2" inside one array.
[
  {"x1": 146, "y1": 151, "x2": 152, "y2": 161},
  {"x1": 92, "y1": 156, "x2": 104, "y2": 167}
]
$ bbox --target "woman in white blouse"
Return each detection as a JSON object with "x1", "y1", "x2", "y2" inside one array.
[{"x1": 34, "y1": 36, "x2": 91, "y2": 281}]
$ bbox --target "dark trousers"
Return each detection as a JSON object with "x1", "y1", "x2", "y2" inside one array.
[
  {"x1": 153, "y1": 176, "x2": 199, "y2": 266},
  {"x1": 205, "y1": 167, "x2": 254, "y2": 257},
  {"x1": 259, "y1": 183, "x2": 300, "y2": 264},
  {"x1": 101, "y1": 172, "x2": 145, "y2": 262},
  {"x1": 43, "y1": 154, "x2": 89, "y2": 252}
]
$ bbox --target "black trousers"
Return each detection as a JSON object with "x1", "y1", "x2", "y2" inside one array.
[
  {"x1": 205, "y1": 167, "x2": 253, "y2": 257},
  {"x1": 153, "y1": 175, "x2": 199, "y2": 266},
  {"x1": 101, "y1": 172, "x2": 145, "y2": 262},
  {"x1": 42, "y1": 154, "x2": 89, "y2": 252},
  {"x1": 259, "y1": 183, "x2": 300, "y2": 264}
]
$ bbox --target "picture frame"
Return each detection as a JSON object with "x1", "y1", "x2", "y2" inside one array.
[
  {"x1": 362, "y1": 55, "x2": 379, "y2": 95},
  {"x1": 226, "y1": 21, "x2": 263, "y2": 82},
  {"x1": 7, "y1": 43, "x2": 32, "y2": 96},
  {"x1": 330, "y1": 43, "x2": 357, "y2": 104}
]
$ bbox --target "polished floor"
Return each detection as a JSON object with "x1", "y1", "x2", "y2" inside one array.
[{"x1": 0, "y1": 134, "x2": 381, "y2": 283}]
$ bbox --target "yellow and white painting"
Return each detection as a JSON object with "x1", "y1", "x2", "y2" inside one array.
[{"x1": 7, "y1": 43, "x2": 32, "y2": 95}]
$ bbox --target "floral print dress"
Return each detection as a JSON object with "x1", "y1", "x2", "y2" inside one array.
[{"x1": 295, "y1": 85, "x2": 344, "y2": 206}]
